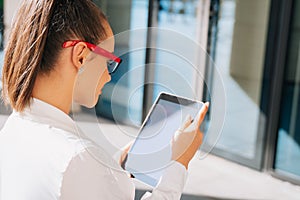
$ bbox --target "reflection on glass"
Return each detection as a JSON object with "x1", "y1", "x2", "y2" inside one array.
[
  {"x1": 212, "y1": 0, "x2": 270, "y2": 160},
  {"x1": 95, "y1": 0, "x2": 149, "y2": 126},
  {"x1": 152, "y1": 0, "x2": 201, "y2": 102},
  {"x1": 275, "y1": 0, "x2": 300, "y2": 177}
]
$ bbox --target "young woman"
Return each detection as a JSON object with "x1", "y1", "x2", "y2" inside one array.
[{"x1": 0, "y1": 0, "x2": 209, "y2": 199}]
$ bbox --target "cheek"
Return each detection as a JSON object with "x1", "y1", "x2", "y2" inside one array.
[{"x1": 94, "y1": 57, "x2": 109, "y2": 87}]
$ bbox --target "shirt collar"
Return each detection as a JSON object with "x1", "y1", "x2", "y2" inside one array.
[{"x1": 13, "y1": 98, "x2": 78, "y2": 134}]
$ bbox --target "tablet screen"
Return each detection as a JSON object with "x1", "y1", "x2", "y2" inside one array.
[{"x1": 125, "y1": 93, "x2": 203, "y2": 187}]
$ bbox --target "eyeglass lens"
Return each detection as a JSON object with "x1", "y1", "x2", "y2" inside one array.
[{"x1": 107, "y1": 60, "x2": 119, "y2": 74}]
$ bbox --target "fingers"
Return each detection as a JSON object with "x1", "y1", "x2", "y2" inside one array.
[
  {"x1": 120, "y1": 154, "x2": 128, "y2": 170},
  {"x1": 122, "y1": 141, "x2": 134, "y2": 153},
  {"x1": 120, "y1": 141, "x2": 134, "y2": 169},
  {"x1": 179, "y1": 114, "x2": 192, "y2": 131},
  {"x1": 196, "y1": 102, "x2": 209, "y2": 128}
]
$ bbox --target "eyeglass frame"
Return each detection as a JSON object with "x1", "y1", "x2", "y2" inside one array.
[{"x1": 62, "y1": 40, "x2": 122, "y2": 74}]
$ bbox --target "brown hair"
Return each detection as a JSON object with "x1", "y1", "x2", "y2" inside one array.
[{"x1": 2, "y1": 0, "x2": 108, "y2": 111}]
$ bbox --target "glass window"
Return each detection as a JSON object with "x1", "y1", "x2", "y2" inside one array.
[
  {"x1": 94, "y1": 0, "x2": 149, "y2": 126},
  {"x1": 210, "y1": 0, "x2": 271, "y2": 167},
  {"x1": 151, "y1": 0, "x2": 202, "y2": 103},
  {"x1": 275, "y1": 0, "x2": 300, "y2": 177}
]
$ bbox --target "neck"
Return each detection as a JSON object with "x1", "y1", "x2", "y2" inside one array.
[{"x1": 32, "y1": 71, "x2": 75, "y2": 114}]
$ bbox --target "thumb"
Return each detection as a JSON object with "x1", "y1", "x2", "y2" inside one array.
[{"x1": 179, "y1": 114, "x2": 192, "y2": 131}]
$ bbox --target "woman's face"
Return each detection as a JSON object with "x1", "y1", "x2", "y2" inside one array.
[
  {"x1": 73, "y1": 29, "x2": 115, "y2": 108},
  {"x1": 95, "y1": 37, "x2": 114, "y2": 97}
]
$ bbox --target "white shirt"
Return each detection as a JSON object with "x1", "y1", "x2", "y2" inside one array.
[{"x1": 0, "y1": 98, "x2": 187, "y2": 200}]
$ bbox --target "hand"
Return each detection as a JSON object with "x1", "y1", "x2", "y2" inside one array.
[
  {"x1": 119, "y1": 141, "x2": 133, "y2": 169},
  {"x1": 119, "y1": 141, "x2": 136, "y2": 178},
  {"x1": 171, "y1": 102, "x2": 209, "y2": 169}
]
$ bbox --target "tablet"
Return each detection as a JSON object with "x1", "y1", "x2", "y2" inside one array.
[{"x1": 125, "y1": 92, "x2": 204, "y2": 187}]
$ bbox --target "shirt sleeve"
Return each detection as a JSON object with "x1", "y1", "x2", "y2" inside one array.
[
  {"x1": 140, "y1": 161, "x2": 188, "y2": 200},
  {"x1": 60, "y1": 147, "x2": 187, "y2": 200},
  {"x1": 113, "y1": 146, "x2": 188, "y2": 199},
  {"x1": 59, "y1": 148, "x2": 135, "y2": 200}
]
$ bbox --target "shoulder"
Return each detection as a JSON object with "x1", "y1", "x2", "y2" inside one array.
[
  {"x1": 0, "y1": 112, "x2": 92, "y2": 161},
  {"x1": 0, "y1": 113, "x2": 97, "y2": 199}
]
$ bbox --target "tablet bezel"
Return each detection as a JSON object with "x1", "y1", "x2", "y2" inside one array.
[{"x1": 138, "y1": 92, "x2": 203, "y2": 134}]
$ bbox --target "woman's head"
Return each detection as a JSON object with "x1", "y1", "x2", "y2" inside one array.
[{"x1": 2, "y1": 0, "x2": 112, "y2": 111}]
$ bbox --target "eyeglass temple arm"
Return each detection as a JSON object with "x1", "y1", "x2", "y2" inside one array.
[{"x1": 62, "y1": 40, "x2": 122, "y2": 63}]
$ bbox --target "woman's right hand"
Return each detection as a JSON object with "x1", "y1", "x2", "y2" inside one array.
[{"x1": 171, "y1": 102, "x2": 209, "y2": 169}]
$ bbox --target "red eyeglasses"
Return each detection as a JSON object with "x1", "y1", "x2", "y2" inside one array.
[{"x1": 62, "y1": 40, "x2": 122, "y2": 74}]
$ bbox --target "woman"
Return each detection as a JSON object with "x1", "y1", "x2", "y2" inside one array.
[{"x1": 0, "y1": 0, "x2": 209, "y2": 200}]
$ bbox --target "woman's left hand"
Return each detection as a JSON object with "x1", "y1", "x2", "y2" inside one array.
[{"x1": 119, "y1": 141, "x2": 133, "y2": 169}]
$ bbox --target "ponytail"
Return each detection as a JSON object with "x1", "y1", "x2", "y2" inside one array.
[{"x1": 2, "y1": 0, "x2": 108, "y2": 111}]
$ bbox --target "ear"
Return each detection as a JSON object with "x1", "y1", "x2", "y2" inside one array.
[{"x1": 71, "y1": 42, "x2": 90, "y2": 71}]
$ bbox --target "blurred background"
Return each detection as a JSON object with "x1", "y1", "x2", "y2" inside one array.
[{"x1": 1, "y1": 0, "x2": 300, "y2": 199}]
